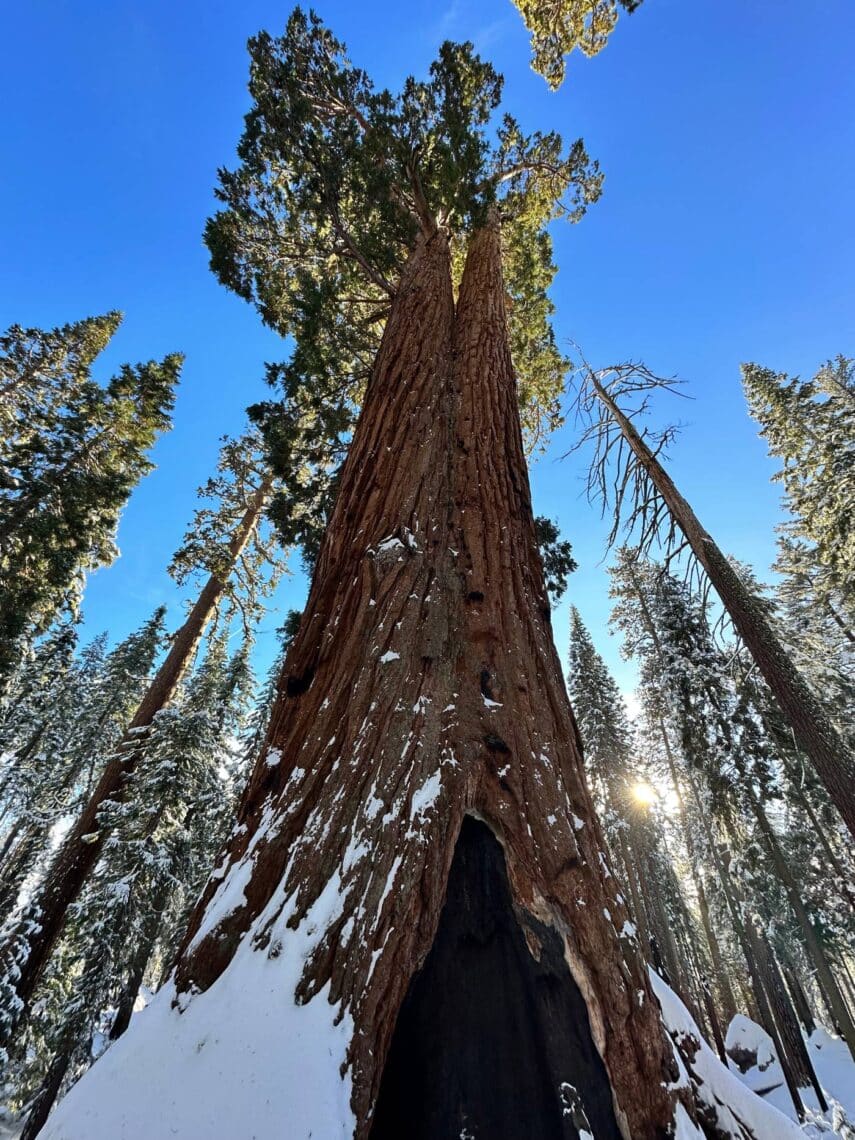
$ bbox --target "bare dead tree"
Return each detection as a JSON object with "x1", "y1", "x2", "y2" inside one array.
[{"x1": 567, "y1": 354, "x2": 855, "y2": 839}]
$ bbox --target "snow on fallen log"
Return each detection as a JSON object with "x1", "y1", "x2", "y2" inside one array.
[{"x1": 651, "y1": 969, "x2": 805, "y2": 1140}]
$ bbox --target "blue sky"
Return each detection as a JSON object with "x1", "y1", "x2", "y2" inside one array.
[{"x1": 2, "y1": 0, "x2": 853, "y2": 698}]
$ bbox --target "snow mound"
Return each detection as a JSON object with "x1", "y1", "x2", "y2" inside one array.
[
  {"x1": 728, "y1": 1017, "x2": 855, "y2": 1135},
  {"x1": 39, "y1": 874, "x2": 355, "y2": 1140},
  {"x1": 651, "y1": 970, "x2": 804, "y2": 1139},
  {"x1": 725, "y1": 1013, "x2": 777, "y2": 1072}
]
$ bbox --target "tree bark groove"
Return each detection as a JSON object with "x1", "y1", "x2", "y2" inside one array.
[{"x1": 174, "y1": 222, "x2": 681, "y2": 1139}]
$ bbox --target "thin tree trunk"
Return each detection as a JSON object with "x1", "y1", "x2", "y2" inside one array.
[
  {"x1": 109, "y1": 897, "x2": 167, "y2": 1043},
  {"x1": 616, "y1": 827, "x2": 651, "y2": 955},
  {"x1": 0, "y1": 821, "x2": 46, "y2": 920},
  {"x1": 676, "y1": 762, "x2": 807, "y2": 1118},
  {"x1": 827, "y1": 602, "x2": 855, "y2": 645},
  {"x1": 0, "y1": 474, "x2": 272, "y2": 1040},
  {"x1": 591, "y1": 375, "x2": 855, "y2": 838},
  {"x1": 747, "y1": 789, "x2": 855, "y2": 1060},
  {"x1": 0, "y1": 815, "x2": 24, "y2": 872},
  {"x1": 659, "y1": 719, "x2": 739, "y2": 1026},
  {"x1": 757, "y1": 924, "x2": 827, "y2": 1108},
  {"x1": 20, "y1": 1047, "x2": 73, "y2": 1140},
  {"x1": 785, "y1": 771, "x2": 854, "y2": 902},
  {"x1": 782, "y1": 962, "x2": 816, "y2": 1035}
]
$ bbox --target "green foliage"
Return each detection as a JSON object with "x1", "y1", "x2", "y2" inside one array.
[
  {"x1": 168, "y1": 430, "x2": 285, "y2": 626},
  {"x1": 0, "y1": 610, "x2": 168, "y2": 927},
  {"x1": 512, "y1": 0, "x2": 643, "y2": 89},
  {"x1": 534, "y1": 516, "x2": 577, "y2": 602},
  {"x1": 206, "y1": 7, "x2": 602, "y2": 523},
  {"x1": 0, "y1": 316, "x2": 180, "y2": 675},
  {"x1": 742, "y1": 356, "x2": 855, "y2": 624},
  {"x1": 6, "y1": 633, "x2": 257, "y2": 1117},
  {"x1": 609, "y1": 551, "x2": 854, "y2": 970},
  {"x1": 247, "y1": 364, "x2": 352, "y2": 570},
  {"x1": 567, "y1": 605, "x2": 633, "y2": 778}
]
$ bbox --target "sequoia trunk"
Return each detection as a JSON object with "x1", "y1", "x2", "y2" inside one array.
[{"x1": 41, "y1": 223, "x2": 690, "y2": 1139}]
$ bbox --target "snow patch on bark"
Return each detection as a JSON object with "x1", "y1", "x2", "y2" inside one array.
[{"x1": 410, "y1": 770, "x2": 442, "y2": 819}]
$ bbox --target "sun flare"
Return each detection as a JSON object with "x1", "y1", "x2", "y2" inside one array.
[{"x1": 631, "y1": 781, "x2": 658, "y2": 807}]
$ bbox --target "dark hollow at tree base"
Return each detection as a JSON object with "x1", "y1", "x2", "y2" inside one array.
[{"x1": 369, "y1": 816, "x2": 623, "y2": 1140}]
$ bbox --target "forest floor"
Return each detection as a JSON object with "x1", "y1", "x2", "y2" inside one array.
[
  {"x1": 1, "y1": 1004, "x2": 853, "y2": 1138},
  {"x1": 730, "y1": 1017, "x2": 855, "y2": 1135}
]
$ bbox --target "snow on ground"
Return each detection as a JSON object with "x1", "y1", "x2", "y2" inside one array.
[
  {"x1": 652, "y1": 969, "x2": 806, "y2": 1139},
  {"x1": 11, "y1": 922, "x2": 853, "y2": 1139},
  {"x1": 726, "y1": 1015, "x2": 855, "y2": 1135},
  {"x1": 0, "y1": 1115, "x2": 21, "y2": 1140},
  {"x1": 38, "y1": 868, "x2": 355, "y2": 1140}
]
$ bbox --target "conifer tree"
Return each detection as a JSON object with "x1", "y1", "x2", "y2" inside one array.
[
  {"x1": 742, "y1": 356, "x2": 854, "y2": 627},
  {"x1": 0, "y1": 622, "x2": 83, "y2": 921},
  {"x1": 0, "y1": 432, "x2": 280, "y2": 1039},
  {"x1": 0, "y1": 610, "x2": 167, "y2": 925},
  {"x1": 566, "y1": 607, "x2": 729, "y2": 1053},
  {"x1": 572, "y1": 359, "x2": 855, "y2": 837},
  {"x1": 9, "y1": 633, "x2": 256, "y2": 1136},
  {"x1": 0, "y1": 316, "x2": 180, "y2": 680},
  {"x1": 512, "y1": 0, "x2": 643, "y2": 89},
  {"x1": 38, "y1": 18, "x2": 791, "y2": 1138},
  {"x1": 610, "y1": 553, "x2": 855, "y2": 1087}
]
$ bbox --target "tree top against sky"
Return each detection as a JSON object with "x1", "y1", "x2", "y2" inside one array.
[
  {"x1": 206, "y1": 5, "x2": 603, "y2": 447},
  {"x1": 513, "y1": 0, "x2": 643, "y2": 89}
]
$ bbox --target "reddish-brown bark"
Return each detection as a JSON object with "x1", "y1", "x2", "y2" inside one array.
[{"x1": 176, "y1": 221, "x2": 682, "y2": 1138}]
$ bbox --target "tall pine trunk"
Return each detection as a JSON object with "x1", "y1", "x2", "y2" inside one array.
[
  {"x1": 591, "y1": 375, "x2": 855, "y2": 838},
  {"x1": 0, "y1": 475, "x2": 272, "y2": 1041},
  {"x1": 747, "y1": 788, "x2": 855, "y2": 1059}
]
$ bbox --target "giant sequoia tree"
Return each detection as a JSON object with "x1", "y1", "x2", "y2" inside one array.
[
  {"x1": 512, "y1": 0, "x2": 644, "y2": 89},
  {"x1": 40, "y1": 16, "x2": 797, "y2": 1140}
]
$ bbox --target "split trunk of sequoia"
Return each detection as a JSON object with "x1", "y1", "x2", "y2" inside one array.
[
  {"x1": 591, "y1": 377, "x2": 855, "y2": 840},
  {"x1": 0, "y1": 477, "x2": 272, "y2": 1034},
  {"x1": 175, "y1": 223, "x2": 682, "y2": 1138}
]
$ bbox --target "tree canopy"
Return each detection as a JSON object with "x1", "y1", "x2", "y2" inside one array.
[
  {"x1": 206, "y1": 7, "x2": 603, "y2": 541},
  {"x1": 511, "y1": 0, "x2": 643, "y2": 89},
  {"x1": 0, "y1": 315, "x2": 180, "y2": 676}
]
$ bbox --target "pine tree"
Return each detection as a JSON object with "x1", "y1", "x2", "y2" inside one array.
[
  {"x1": 610, "y1": 552, "x2": 854, "y2": 1101},
  {"x1": 35, "y1": 20, "x2": 775, "y2": 1137},
  {"x1": 9, "y1": 632, "x2": 256, "y2": 1136},
  {"x1": 0, "y1": 316, "x2": 180, "y2": 679},
  {"x1": 566, "y1": 607, "x2": 713, "y2": 1037},
  {"x1": 0, "y1": 621, "x2": 83, "y2": 918},
  {"x1": 572, "y1": 359, "x2": 855, "y2": 837},
  {"x1": 0, "y1": 611, "x2": 167, "y2": 925},
  {"x1": 742, "y1": 356, "x2": 855, "y2": 626},
  {"x1": 0, "y1": 432, "x2": 279, "y2": 1039},
  {"x1": 512, "y1": 0, "x2": 643, "y2": 89}
]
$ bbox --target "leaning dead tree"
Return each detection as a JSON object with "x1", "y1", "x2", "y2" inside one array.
[{"x1": 570, "y1": 358, "x2": 855, "y2": 839}]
